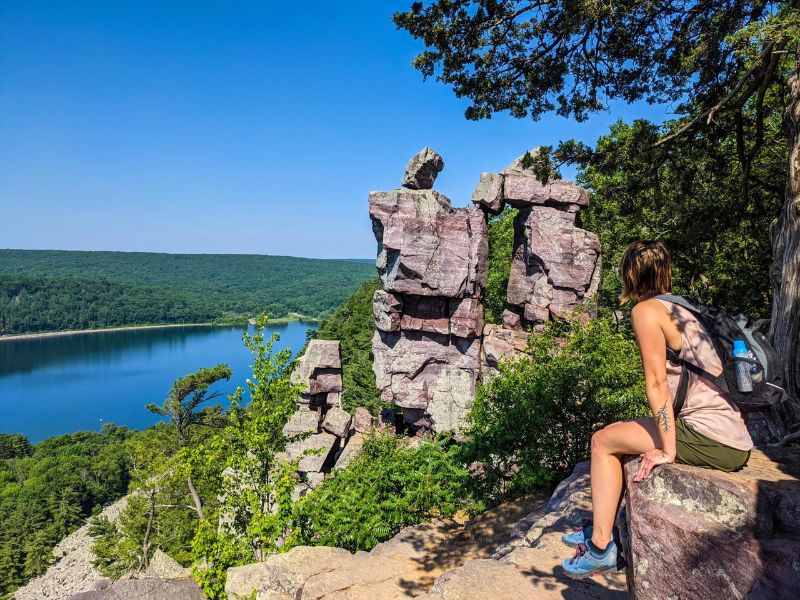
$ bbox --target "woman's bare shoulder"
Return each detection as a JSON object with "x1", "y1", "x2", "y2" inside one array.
[{"x1": 631, "y1": 298, "x2": 669, "y2": 319}]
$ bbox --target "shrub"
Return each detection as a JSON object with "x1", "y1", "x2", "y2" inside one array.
[
  {"x1": 464, "y1": 317, "x2": 647, "y2": 503},
  {"x1": 290, "y1": 433, "x2": 475, "y2": 552}
]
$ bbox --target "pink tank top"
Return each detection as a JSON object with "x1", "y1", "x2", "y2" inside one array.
[{"x1": 655, "y1": 298, "x2": 753, "y2": 452}]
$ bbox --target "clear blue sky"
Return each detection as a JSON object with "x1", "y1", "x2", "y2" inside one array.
[{"x1": 1, "y1": 1, "x2": 676, "y2": 259}]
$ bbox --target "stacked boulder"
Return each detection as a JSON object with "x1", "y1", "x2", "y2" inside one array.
[
  {"x1": 286, "y1": 340, "x2": 356, "y2": 492},
  {"x1": 370, "y1": 148, "x2": 602, "y2": 431},
  {"x1": 370, "y1": 148, "x2": 488, "y2": 433}
]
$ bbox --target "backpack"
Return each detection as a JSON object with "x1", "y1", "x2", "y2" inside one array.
[{"x1": 654, "y1": 294, "x2": 789, "y2": 414}]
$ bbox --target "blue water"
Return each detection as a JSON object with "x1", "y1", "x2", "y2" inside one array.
[{"x1": 0, "y1": 322, "x2": 313, "y2": 443}]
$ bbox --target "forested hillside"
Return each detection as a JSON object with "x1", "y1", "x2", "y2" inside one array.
[{"x1": 0, "y1": 251, "x2": 375, "y2": 335}]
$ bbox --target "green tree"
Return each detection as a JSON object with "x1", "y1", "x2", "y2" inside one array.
[
  {"x1": 190, "y1": 314, "x2": 302, "y2": 598},
  {"x1": 147, "y1": 364, "x2": 233, "y2": 519},
  {"x1": 395, "y1": 0, "x2": 800, "y2": 432}
]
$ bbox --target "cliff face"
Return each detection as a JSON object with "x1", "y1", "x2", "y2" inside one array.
[{"x1": 369, "y1": 148, "x2": 602, "y2": 433}]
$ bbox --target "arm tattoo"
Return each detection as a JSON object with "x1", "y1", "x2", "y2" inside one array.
[{"x1": 656, "y1": 402, "x2": 670, "y2": 434}]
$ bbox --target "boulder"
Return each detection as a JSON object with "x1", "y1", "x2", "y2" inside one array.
[
  {"x1": 481, "y1": 324, "x2": 529, "y2": 373},
  {"x1": 370, "y1": 189, "x2": 488, "y2": 298},
  {"x1": 291, "y1": 341, "x2": 342, "y2": 394},
  {"x1": 321, "y1": 407, "x2": 352, "y2": 438},
  {"x1": 144, "y1": 549, "x2": 192, "y2": 580},
  {"x1": 372, "y1": 329, "x2": 481, "y2": 431},
  {"x1": 400, "y1": 295, "x2": 451, "y2": 335},
  {"x1": 285, "y1": 433, "x2": 338, "y2": 474},
  {"x1": 224, "y1": 546, "x2": 352, "y2": 599},
  {"x1": 257, "y1": 591, "x2": 293, "y2": 600},
  {"x1": 448, "y1": 297, "x2": 484, "y2": 338},
  {"x1": 307, "y1": 369, "x2": 342, "y2": 394},
  {"x1": 624, "y1": 447, "x2": 800, "y2": 600},
  {"x1": 401, "y1": 147, "x2": 444, "y2": 190},
  {"x1": 503, "y1": 176, "x2": 589, "y2": 209},
  {"x1": 353, "y1": 407, "x2": 373, "y2": 433},
  {"x1": 282, "y1": 408, "x2": 320, "y2": 437},
  {"x1": 67, "y1": 578, "x2": 203, "y2": 600},
  {"x1": 471, "y1": 172, "x2": 505, "y2": 214},
  {"x1": 334, "y1": 433, "x2": 365, "y2": 469},
  {"x1": 324, "y1": 392, "x2": 341, "y2": 408},
  {"x1": 300, "y1": 552, "x2": 413, "y2": 600}
]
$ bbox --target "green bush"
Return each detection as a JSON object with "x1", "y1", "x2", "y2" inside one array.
[
  {"x1": 464, "y1": 317, "x2": 647, "y2": 503},
  {"x1": 290, "y1": 433, "x2": 476, "y2": 552}
]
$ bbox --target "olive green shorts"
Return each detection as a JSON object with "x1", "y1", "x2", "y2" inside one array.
[{"x1": 675, "y1": 418, "x2": 750, "y2": 472}]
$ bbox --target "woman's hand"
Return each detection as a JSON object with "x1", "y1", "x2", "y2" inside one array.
[{"x1": 633, "y1": 449, "x2": 675, "y2": 482}]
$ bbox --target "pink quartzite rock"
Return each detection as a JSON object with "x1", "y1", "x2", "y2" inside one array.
[
  {"x1": 353, "y1": 407, "x2": 373, "y2": 433},
  {"x1": 290, "y1": 340, "x2": 342, "y2": 395},
  {"x1": 321, "y1": 407, "x2": 352, "y2": 439},
  {"x1": 449, "y1": 297, "x2": 484, "y2": 339},
  {"x1": 503, "y1": 176, "x2": 589, "y2": 209},
  {"x1": 471, "y1": 172, "x2": 505, "y2": 214},
  {"x1": 401, "y1": 147, "x2": 444, "y2": 190},
  {"x1": 506, "y1": 205, "x2": 600, "y2": 325},
  {"x1": 400, "y1": 295, "x2": 451, "y2": 336},
  {"x1": 373, "y1": 290, "x2": 403, "y2": 332},
  {"x1": 624, "y1": 448, "x2": 800, "y2": 600},
  {"x1": 369, "y1": 188, "x2": 488, "y2": 298},
  {"x1": 481, "y1": 324, "x2": 529, "y2": 372},
  {"x1": 372, "y1": 329, "x2": 481, "y2": 431}
]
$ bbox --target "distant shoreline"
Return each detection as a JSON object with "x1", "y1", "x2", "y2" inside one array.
[
  {"x1": 0, "y1": 323, "x2": 216, "y2": 342},
  {"x1": 0, "y1": 316, "x2": 320, "y2": 342}
]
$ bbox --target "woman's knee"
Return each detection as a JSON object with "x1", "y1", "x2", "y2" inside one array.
[{"x1": 591, "y1": 427, "x2": 610, "y2": 453}]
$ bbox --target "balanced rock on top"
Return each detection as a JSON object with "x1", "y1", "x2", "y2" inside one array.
[{"x1": 401, "y1": 147, "x2": 444, "y2": 190}]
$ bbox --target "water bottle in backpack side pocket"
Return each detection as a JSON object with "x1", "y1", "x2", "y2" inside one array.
[{"x1": 733, "y1": 339, "x2": 754, "y2": 392}]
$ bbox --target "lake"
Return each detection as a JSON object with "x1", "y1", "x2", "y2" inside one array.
[{"x1": 0, "y1": 322, "x2": 313, "y2": 443}]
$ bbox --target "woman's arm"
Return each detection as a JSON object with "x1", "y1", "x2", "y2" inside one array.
[{"x1": 631, "y1": 301, "x2": 676, "y2": 481}]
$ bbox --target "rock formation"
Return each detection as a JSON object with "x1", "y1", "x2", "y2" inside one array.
[
  {"x1": 370, "y1": 148, "x2": 602, "y2": 431},
  {"x1": 284, "y1": 340, "x2": 366, "y2": 496},
  {"x1": 623, "y1": 447, "x2": 800, "y2": 599}
]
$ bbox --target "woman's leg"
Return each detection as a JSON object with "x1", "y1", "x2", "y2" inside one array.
[{"x1": 589, "y1": 418, "x2": 660, "y2": 549}]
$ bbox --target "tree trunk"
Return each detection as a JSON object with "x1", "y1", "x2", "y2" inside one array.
[
  {"x1": 141, "y1": 489, "x2": 155, "y2": 571},
  {"x1": 187, "y1": 475, "x2": 205, "y2": 520},
  {"x1": 768, "y1": 55, "x2": 800, "y2": 436}
]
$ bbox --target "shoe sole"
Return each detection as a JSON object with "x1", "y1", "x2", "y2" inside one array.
[{"x1": 563, "y1": 564, "x2": 621, "y2": 580}]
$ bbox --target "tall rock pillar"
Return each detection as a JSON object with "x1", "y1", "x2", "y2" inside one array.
[{"x1": 370, "y1": 148, "x2": 488, "y2": 433}]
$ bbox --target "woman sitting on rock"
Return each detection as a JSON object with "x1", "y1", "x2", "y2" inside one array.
[{"x1": 561, "y1": 240, "x2": 753, "y2": 579}]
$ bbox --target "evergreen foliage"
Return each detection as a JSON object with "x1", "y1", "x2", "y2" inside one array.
[
  {"x1": 0, "y1": 425, "x2": 134, "y2": 597},
  {"x1": 464, "y1": 317, "x2": 647, "y2": 503},
  {"x1": 574, "y1": 111, "x2": 784, "y2": 322}
]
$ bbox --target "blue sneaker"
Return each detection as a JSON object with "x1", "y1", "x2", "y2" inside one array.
[
  {"x1": 561, "y1": 519, "x2": 592, "y2": 548},
  {"x1": 562, "y1": 540, "x2": 622, "y2": 579}
]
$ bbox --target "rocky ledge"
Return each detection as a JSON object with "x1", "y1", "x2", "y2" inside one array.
[{"x1": 624, "y1": 447, "x2": 800, "y2": 599}]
